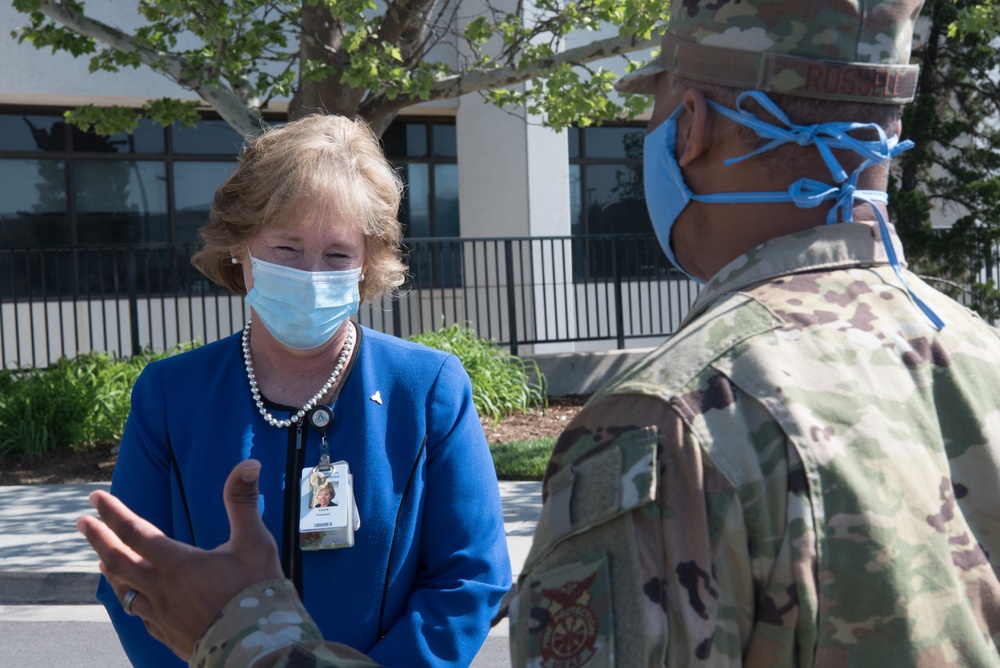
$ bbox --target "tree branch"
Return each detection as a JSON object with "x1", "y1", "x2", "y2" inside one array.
[
  {"x1": 421, "y1": 32, "x2": 656, "y2": 101},
  {"x1": 399, "y1": 0, "x2": 457, "y2": 70},
  {"x1": 378, "y1": 0, "x2": 439, "y2": 47},
  {"x1": 35, "y1": 0, "x2": 263, "y2": 137},
  {"x1": 361, "y1": 32, "x2": 654, "y2": 128}
]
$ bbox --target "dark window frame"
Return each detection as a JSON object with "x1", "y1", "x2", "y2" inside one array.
[
  {"x1": 567, "y1": 123, "x2": 673, "y2": 282},
  {"x1": 382, "y1": 117, "x2": 458, "y2": 239},
  {"x1": 568, "y1": 123, "x2": 648, "y2": 236},
  {"x1": 383, "y1": 117, "x2": 460, "y2": 289},
  {"x1": 0, "y1": 107, "x2": 249, "y2": 302}
]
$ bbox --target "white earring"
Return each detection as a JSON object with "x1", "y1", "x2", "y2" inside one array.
[
  {"x1": 359, "y1": 273, "x2": 365, "y2": 282},
  {"x1": 231, "y1": 257, "x2": 239, "y2": 264}
]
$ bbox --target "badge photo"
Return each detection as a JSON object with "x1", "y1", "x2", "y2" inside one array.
[{"x1": 299, "y1": 462, "x2": 358, "y2": 550}]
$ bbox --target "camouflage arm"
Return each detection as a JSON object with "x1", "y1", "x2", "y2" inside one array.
[
  {"x1": 533, "y1": 389, "x2": 814, "y2": 666},
  {"x1": 547, "y1": 392, "x2": 759, "y2": 665},
  {"x1": 190, "y1": 579, "x2": 382, "y2": 668}
]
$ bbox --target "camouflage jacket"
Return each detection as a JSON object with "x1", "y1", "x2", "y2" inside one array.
[
  {"x1": 506, "y1": 222, "x2": 1000, "y2": 667},
  {"x1": 190, "y1": 579, "x2": 382, "y2": 668}
]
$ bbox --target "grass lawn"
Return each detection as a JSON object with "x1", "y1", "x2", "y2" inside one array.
[{"x1": 490, "y1": 436, "x2": 557, "y2": 481}]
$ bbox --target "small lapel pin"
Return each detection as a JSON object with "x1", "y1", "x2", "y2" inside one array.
[{"x1": 370, "y1": 391, "x2": 383, "y2": 405}]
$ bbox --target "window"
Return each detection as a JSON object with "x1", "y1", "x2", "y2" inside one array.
[
  {"x1": 568, "y1": 125, "x2": 670, "y2": 281},
  {"x1": 0, "y1": 108, "x2": 242, "y2": 299},
  {"x1": 0, "y1": 110, "x2": 460, "y2": 299},
  {"x1": 173, "y1": 161, "x2": 237, "y2": 245},
  {"x1": 382, "y1": 119, "x2": 460, "y2": 288},
  {"x1": 74, "y1": 160, "x2": 169, "y2": 245},
  {"x1": 0, "y1": 158, "x2": 68, "y2": 247}
]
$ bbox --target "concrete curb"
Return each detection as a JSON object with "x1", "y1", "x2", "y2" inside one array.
[
  {"x1": 529, "y1": 347, "x2": 656, "y2": 396},
  {"x1": 0, "y1": 571, "x2": 100, "y2": 605}
]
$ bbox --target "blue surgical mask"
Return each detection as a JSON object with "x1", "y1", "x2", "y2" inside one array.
[
  {"x1": 246, "y1": 253, "x2": 361, "y2": 350},
  {"x1": 643, "y1": 105, "x2": 702, "y2": 282}
]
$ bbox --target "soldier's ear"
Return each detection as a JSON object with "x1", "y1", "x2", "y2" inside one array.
[{"x1": 677, "y1": 89, "x2": 711, "y2": 168}]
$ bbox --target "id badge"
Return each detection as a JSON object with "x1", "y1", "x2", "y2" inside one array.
[{"x1": 299, "y1": 461, "x2": 360, "y2": 550}]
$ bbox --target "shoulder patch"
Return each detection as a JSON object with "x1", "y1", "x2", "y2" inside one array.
[{"x1": 529, "y1": 426, "x2": 658, "y2": 563}]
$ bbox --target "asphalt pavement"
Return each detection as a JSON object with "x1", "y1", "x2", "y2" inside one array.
[{"x1": 0, "y1": 480, "x2": 542, "y2": 666}]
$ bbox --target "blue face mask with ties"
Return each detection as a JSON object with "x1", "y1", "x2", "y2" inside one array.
[
  {"x1": 642, "y1": 104, "x2": 710, "y2": 283},
  {"x1": 642, "y1": 90, "x2": 944, "y2": 329},
  {"x1": 246, "y1": 253, "x2": 361, "y2": 350}
]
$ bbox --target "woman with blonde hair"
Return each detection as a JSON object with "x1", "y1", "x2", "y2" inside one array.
[{"x1": 98, "y1": 114, "x2": 511, "y2": 667}]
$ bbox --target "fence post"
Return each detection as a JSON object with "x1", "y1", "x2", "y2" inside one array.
[
  {"x1": 127, "y1": 248, "x2": 141, "y2": 357},
  {"x1": 504, "y1": 239, "x2": 519, "y2": 356},
  {"x1": 612, "y1": 238, "x2": 625, "y2": 349},
  {"x1": 392, "y1": 298, "x2": 403, "y2": 339}
]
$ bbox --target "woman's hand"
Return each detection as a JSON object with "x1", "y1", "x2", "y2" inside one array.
[{"x1": 77, "y1": 459, "x2": 284, "y2": 660}]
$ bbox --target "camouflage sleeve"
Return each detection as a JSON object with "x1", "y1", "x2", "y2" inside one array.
[
  {"x1": 512, "y1": 390, "x2": 800, "y2": 667},
  {"x1": 190, "y1": 579, "x2": 382, "y2": 668}
]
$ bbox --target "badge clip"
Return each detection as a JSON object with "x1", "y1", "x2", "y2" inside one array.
[{"x1": 307, "y1": 405, "x2": 334, "y2": 474}]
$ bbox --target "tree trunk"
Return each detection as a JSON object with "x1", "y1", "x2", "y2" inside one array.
[{"x1": 288, "y1": 1, "x2": 368, "y2": 121}]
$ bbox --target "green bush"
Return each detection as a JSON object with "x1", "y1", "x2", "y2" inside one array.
[
  {"x1": 0, "y1": 343, "x2": 196, "y2": 458},
  {"x1": 410, "y1": 323, "x2": 546, "y2": 423}
]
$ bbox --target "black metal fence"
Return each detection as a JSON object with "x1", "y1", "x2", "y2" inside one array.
[{"x1": 1, "y1": 235, "x2": 702, "y2": 369}]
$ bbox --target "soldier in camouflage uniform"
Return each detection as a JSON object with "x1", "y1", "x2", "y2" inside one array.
[
  {"x1": 81, "y1": 0, "x2": 1000, "y2": 665},
  {"x1": 504, "y1": 0, "x2": 1000, "y2": 665}
]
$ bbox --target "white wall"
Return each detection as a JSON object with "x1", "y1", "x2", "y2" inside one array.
[
  {"x1": 455, "y1": 94, "x2": 531, "y2": 236},
  {"x1": 0, "y1": 1, "x2": 461, "y2": 115},
  {"x1": 1, "y1": 1, "x2": 194, "y2": 107}
]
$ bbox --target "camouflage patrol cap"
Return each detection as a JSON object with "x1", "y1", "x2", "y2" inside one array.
[{"x1": 616, "y1": 0, "x2": 925, "y2": 104}]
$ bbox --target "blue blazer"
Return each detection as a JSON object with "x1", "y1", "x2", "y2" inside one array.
[{"x1": 98, "y1": 326, "x2": 512, "y2": 666}]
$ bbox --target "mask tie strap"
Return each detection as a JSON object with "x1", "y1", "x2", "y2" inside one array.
[
  {"x1": 846, "y1": 138, "x2": 943, "y2": 329},
  {"x1": 713, "y1": 91, "x2": 943, "y2": 329},
  {"x1": 713, "y1": 92, "x2": 897, "y2": 185},
  {"x1": 867, "y1": 199, "x2": 946, "y2": 330},
  {"x1": 785, "y1": 175, "x2": 945, "y2": 330}
]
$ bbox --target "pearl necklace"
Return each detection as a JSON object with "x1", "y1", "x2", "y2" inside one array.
[{"x1": 242, "y1": 319, "x2": 354, "y2": 428}]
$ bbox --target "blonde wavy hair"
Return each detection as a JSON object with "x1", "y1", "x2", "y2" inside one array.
[{"x1": 191, "y1": 114, "x2": 406, "y2": 303}]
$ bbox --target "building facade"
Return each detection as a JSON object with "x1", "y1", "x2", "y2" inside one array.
[{"x1": 0, "y1": 2, "x2": 699, "y2": 368}]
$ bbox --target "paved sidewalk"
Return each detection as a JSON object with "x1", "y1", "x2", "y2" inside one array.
[{"x1": 0, "y1": 480, "x2": 542, "y2": 607}]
